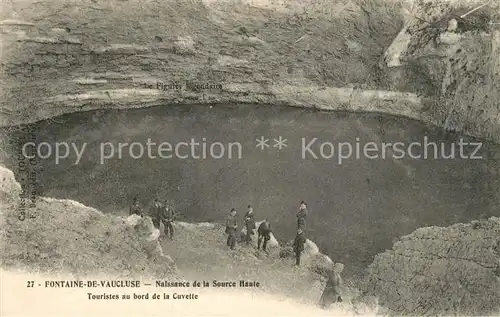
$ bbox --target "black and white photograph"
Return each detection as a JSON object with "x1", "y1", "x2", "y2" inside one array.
[{"x1": 0, "y1": 0, "x2": 499, "y2": 315}]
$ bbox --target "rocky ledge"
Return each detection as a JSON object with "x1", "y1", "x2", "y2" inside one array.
[{"x1": 0, "y1": 165, "x2": 178, "y2": 279}]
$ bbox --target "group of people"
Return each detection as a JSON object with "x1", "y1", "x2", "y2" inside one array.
[
  {"x1": 224, "y1": 200, "x2": 343, "y2": 309},
  {"x1": 226, "y1": 201, "x2": 307, "y2": 266},
  {"x1": 224, "y1": 205, "x2": 273, "y2": 253},
  {"x1": 224, "y1": 201, "x2": 308, "y2": 266},
  {"x1": 130, "y1": 197, "x2": 343, "y2": 309},
  {"x1": 129, "y1": 197, "x2": 176, "y2": 240}
]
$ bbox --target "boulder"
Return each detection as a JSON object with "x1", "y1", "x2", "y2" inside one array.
[
  {"x1": 0, "y1": 165, "x2": 21, "y2": 203},
  {"x1": 307, "y1": 253, "x2": 334, "y2": 276}
]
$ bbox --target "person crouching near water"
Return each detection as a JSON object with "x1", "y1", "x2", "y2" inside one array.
[
  {"x1": 292, "y1": 228, "x2": 306, "y2": 266},
  {"x1": 243, "y1": 205, "x2": 256, "y2": 244},
  {"x1": 319, "y1": 262, "x2": 344, "y2": 309},
  {"x1": 257, "y1": 219, "x2": 272, "y2": 253},
  {"x1": 225, "y1": 208, "x2": 238, "y2": 250}
]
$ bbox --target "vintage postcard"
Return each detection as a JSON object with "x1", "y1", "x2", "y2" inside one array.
[{"x1": 1, "y1": 0, "x2": 499, "y2": 316}]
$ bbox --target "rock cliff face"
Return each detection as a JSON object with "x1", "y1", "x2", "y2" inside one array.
[
  {"x1": 384, "y1": 0, "x2": 500, "y2": 142},
  {"x1": 1, "y1": 0, "x2": 498, "y2": 142},
  {"x1": 0, "y1": 165, "x2": 178, "y2": 278},
  {"x1": 366, "y1": 217, "x2": 500, "y2": 315}
]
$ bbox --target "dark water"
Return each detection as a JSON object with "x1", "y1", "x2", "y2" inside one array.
[{"x1": 2, "y1": 104, "x2": 500, "y2": 276}]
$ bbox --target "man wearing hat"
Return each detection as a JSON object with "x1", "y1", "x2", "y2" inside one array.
[
  {"x1": 129, "y1": 197, "x2": 143, "y2": 217},
  {"x1": 225, "y1": 208, "x2": 238, "y2": 250},
  {"x1": 161, "y1": 200, "x2": 175, "y2": 240},
  {"x1": 243, "y1": 205, "x2": 256, "y2": 245},
  {"x1": 150, "y1": 198, "x2": 163, "y2": 229},
  {"x1": 296, "y1": 201, "x2": 308, "y2": 231}
]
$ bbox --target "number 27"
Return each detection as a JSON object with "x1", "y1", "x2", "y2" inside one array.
[{"x1": 27, "y1": 281, "x2": 34, "y2": 287}]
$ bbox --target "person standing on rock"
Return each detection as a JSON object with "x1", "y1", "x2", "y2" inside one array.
[
  {"x1": 319, "y1": 263, "x2": 344, "y2": 309},
  {"x1": 161, "y1": 200, "x2": 175, "y2": 240},
  {"x1": 129, "y1": 197, "x2": 143, "y2": 217},
  {"x1": 150, "y1": 198, "x2": 163, "y2": 229},
  {"x1": 243, "y1": 205, "x2": 256, "y2": 245},
  {"x1": 225, "y1": 208, "x2": 238, "y2": 250},
  {"x1": 257, "y1": 219, "x2": 272, "y2": 253},
  {"x1": 292, "y1": 228, "x2": 306, "y2": 266},
  {"x1": 297, "y1": 201, "x2": 307, "y2": 231}
]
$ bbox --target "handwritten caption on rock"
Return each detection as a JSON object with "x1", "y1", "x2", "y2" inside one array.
[
  {"x1": 8, "y1": 126, "x2": 40, "y2": 222},
  {"x1": 26, "y1": 279, "x2": 261, "y2": 300}
]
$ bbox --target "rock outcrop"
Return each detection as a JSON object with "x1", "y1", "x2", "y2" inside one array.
[
  {"x1": 384, "y1": 0, "x2": 500, "y2": 142},
  {"x1": 366, "y1": 217, "x2": 500, "y2": 315},
  {"x1": 0, "y1": 165, "x2": 178, "y2": 279},
  {"x1": 0, "y1": 164, "x2": 21, "y2": 211}
]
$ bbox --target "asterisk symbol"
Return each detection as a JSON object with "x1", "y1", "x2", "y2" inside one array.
[
  {"x1": 256, "y1": 136, "x2": 270, "y2": 150},
  {"x1": 273, "y1": 136, "x2": 288, "y2": 150}
]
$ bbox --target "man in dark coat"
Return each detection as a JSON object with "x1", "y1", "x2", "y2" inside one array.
[
  {"x1": 225, "y1": 208, "x2": 238, "y2": 250},
  {"x1": 319, "y1": 263, "x2": 344, "y2": 309},
  {"x1": 243, "y1": 205, "x2": 256, "y2": 244},
  {"x1": 160, "y1": 200, "x2": 175, "y2": 240},
  {"x1": 129, "y1": 197, "x2": 143, "y2": 217},
  {"x1": 257, "y1": 219, "x2": 272, "y2": 253},
  {"x1": 296, "y1": 201, "x2": 307, "y2": 231},
  {"x1": 150, "y1": 198, "x2": 163, "y2": 229},
  {"x1": 292, "y1": 228, "x2": 306, "y2": 266}
]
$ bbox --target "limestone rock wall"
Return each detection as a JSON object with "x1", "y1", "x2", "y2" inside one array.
[
  {"x1": 384, "y1": 0, "x2": 500, "y2": 142},
  {"x1": 366, "y1": 217, "x2": 500, "y2": 315},
  {"x1": 0, "y1": 0, "x2": 433, "y2": 135}
]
